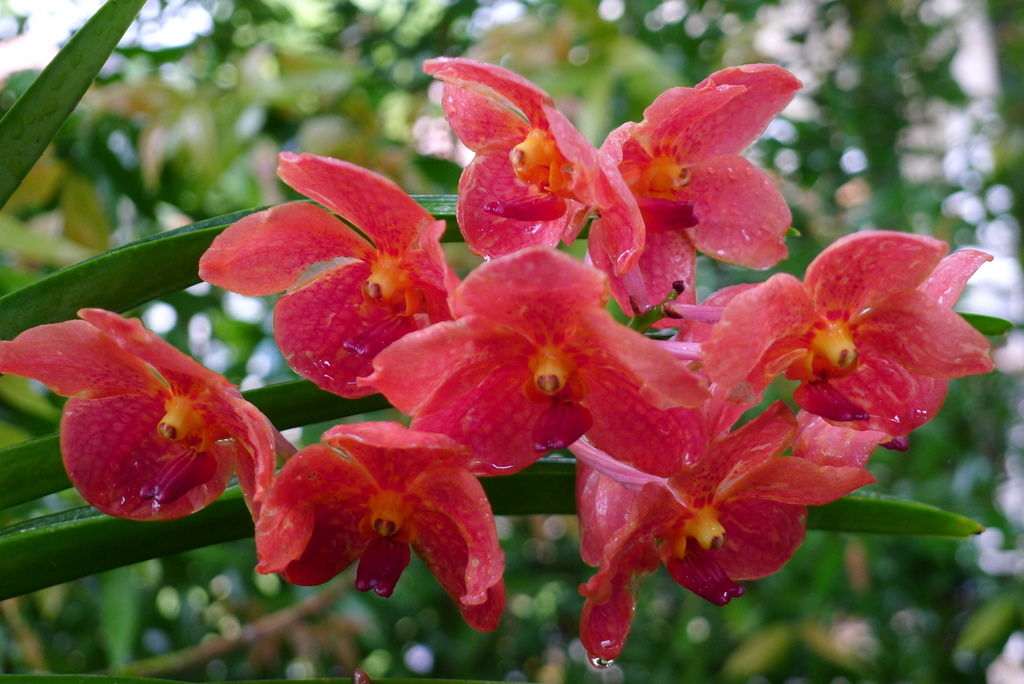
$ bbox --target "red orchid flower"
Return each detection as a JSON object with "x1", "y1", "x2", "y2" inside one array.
[
  {"x1": 362, "y1": 247, "x2": 708, "y2": 476},
  {"x1": 597, "y1": 64, "x2": 801, "y2": 313},
  {"x1": 702, "y1": 231, "x2": 994, "y2": 435},
  {"x1": 254, "y1": 421, "x2": 505, "y2": 631},
  {"x1": 199, "y1": 152, "x2": 458, "y2": 398},
  {"x1": 424, "y1": 57, "x2": 646, "y2": 276},
  {"x1": 574, "y1": 402, "x2": 873, "y2": 662},
  {"x1": 0, "y1": 309, "x2": 278, "y2": 520}
]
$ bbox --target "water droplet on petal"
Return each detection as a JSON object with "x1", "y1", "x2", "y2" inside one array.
[{"x1": 588, "y1": 655, "x2": 614, "y2": 669}]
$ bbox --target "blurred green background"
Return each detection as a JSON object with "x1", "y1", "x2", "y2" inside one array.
[{"x1": 1, "y1": 0, "x2": 1023, "y2": 681}]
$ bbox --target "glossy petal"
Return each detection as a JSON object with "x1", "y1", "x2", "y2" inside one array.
[
  {"x1": 663, "y1": 546, "x2": 744, "y2": 606},
  {"x1": 424, "y1": 56, "x2": 553, "y2": 127},
  {"x1": 919, "y1": 248, "x2": 993, "y2": 306},
  {"x1": 804, "y1": 231, "x2": 947, "y2": 314},
  {"x1": 255, "y1": 444, "x2": 375, "y2": 584},
  {"x1": 791, "y1": 412, "x2": 889, "y2": 468},
  {"x1": 713, "y1": 499, "x2": 807, "y2": 580},
  {"x1": 409, "y1": 466, "x2": 504, "y2": 606},
  {"x1": 273, "y1": 259, "x2": 387, "y2": 398},
  {"x1": 451, "y1": 244, "x2": 608, "y2": 326},
  {"x1": 61, "y1": 393, "x2": 236, "y2": 520},
  {"x1": 828, "y1": 349, "x2": 949, "y2": 436},
  {"x1": 854, "y1": 289, "x2": 993, "y2": 377},
  {"x1": 682, "y1": 154, "x2": 790, "y2": 269},
  {"x1": 455, "y1": 151, "x2": 570, "y2": 259},
  {"x1": 198, "y1": 201, "x2": 375, "y2": 296},
  {"x1": 1, "y1": 310, "x2": 277, "y2": 521},
  {"x1": 702, "y1": 273, "x2": 817, "y2": 389},
  {"x1": 576, "y1": 463, "x2": 640, "y2": 567},
  {"x1": 0, "y1": 319, "x2": 154, "y2": 398},
  {"x1": 437, "y1": 80, "x2": 530, "y2": 152},
  {"x1": 277, "y1": 152, "x2": 443, "y2": 256}
]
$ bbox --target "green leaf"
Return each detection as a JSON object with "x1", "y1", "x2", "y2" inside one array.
[
  {"x1": 0, "y1": 197, "x2": 460, "y2": 341},
  {"x1": 0, "y1": 469, "x2": 982, "y2": 600},
  {"x1": 0, "y1": 208, "x2": 256, "y2": 341},
  {"x1": 0, "y1": 491, "x2": 254, "y2": 601},
  {"x1": 960, "y1": 312, "x2": 1014, "y2": 336},
  {"x1": 0, "y1": 0, "x2": 148, "y2": 209},
  {"x1": 0, "y1": 380, "x2": 390, "y2": 510},
  {"x1": 806, "y1": 492, "x2": 984, "y2": 538},
  {"x1": 0, "y1": 677, "x2": 526, "y2": 684}
]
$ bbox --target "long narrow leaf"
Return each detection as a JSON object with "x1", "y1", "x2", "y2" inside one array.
[
  {"x1": 0, "y1": 380, "x2": 391, "y2": 510},
  {"x1": 0, "y1": 0, "x2": 148, "y2": 209},
  {"x1": 0, "y1": 677, "x2": 516, "y2": 684},
  {"x1": 0, "y1": 197, "x2": 458, "y2": 341},
  {"x1": 0, "y1": 474, "x2": 981, "y2": 601}
]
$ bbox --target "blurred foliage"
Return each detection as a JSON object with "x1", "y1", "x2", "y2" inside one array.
[{"x1": 1, "y1": 0, "x2": 1023, "y2": 682}]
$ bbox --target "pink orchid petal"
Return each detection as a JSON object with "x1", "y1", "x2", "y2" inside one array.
[
  {"x1": 855, "y1": 289, "x2": 994, "y2": 378},
  {"x1": 791, "y1": 412, "x2": 888, "y2": 468},
  {"x1": 687, "y1": 64, "x2": 803, "y2": 158},
  {"x1": 597, "y1": 229, "x2": 698, "y2": 325},
  {"x1": 793, "y1": 380, "x2": 870, "y2": 422},
  {"x1": 455, "y1": 152, "x2": 570, "y2": 259},
  {"x1": 413, "y1": 510, "x2": 505, "y2": 631},
  {"x1": 574, "y1": 308, "x2": 708, "y2": 409},
  {"x1": 702, "y1": 273, "x2": 818, "y2": 389},
  {"x1": 198, "y1": 201, "x2": 375, "y2": 296},
  {"x1": 355, "y1": 536, "x2": 410, "y2": 597},
  {"x1": 625, "y1": 83, "x2": 745, "y2": 164},
  {"x1": 0, "y1": 319, "x2": 155, "y2": 398},
  {"x1": 410, "y1": 466, "x2": 504, "y2": 606},
  {"x1": 919, "y1": 248, "x2": 993, "y2": 306},
  {"x1": 80, "y1": 308, "x2": 229, "y2": 388},
  {"x1": 61, "y1": 394, "x2": 235, "y2": 520},
  {"x1": 457, "y1": 584, "x2": 506, "y2": 633},
  {"x1": 533, "y1": 397, "x2": 592, "y2": 451},
  {"x1": 365, "y1": 316, "x2": 533, "y2": 415},
  {"x1": 322, "y1": 421, "x2": 473, "y2": 476},
  {"x1": 579, "y1": 496, "x2": 665, "y2": 661},
  {"x1": 366, "y1": 319, "x2": 541, "y2": 474},
  {"x1": 424, "y1": 56, "x2": 553, "y2": 127},
  {"x1": 437, "y1": 81, "x2": 530, "y2": 152},
  {"x1": 584, "y1": 398, "x2": 706, "y2": 477},
  {"x1": 272, "y1": 260, "x2": 382, "y2": 398},
  {"x1": 713, "y1": 499, "x2": 807, "y2": 580},
  {"x1": 544, "y1": 105, "x2": 645, "y2": 274},
  {"x1": 672, "y1": 401, "x2": 796, "y2": 500},
  {"x1": 277, "y1": 152, "x2": 440, "y2": 256},
  {"x1": 804, "y1": 231, "x2": 948, "y2": 314},
  {"x1": 451, "y1": 247, "x2": 608, "y2": 328},
  {"x1": 663, "y1": 545, "x2": 745, "y2": 606},
  {"x1": 254, "y1": 444, "x2": 376, "y2": 584},
  {"x1": 575, "y1": 462, "x2": 643, "y2": 566},
  {"x1": 722, "y1": 457, "x2": 875, "y2": 505},
  {"x1": 579, "y1": 546, "x2": 657, "y2": 662},
  {"x1": 681, "y1": 154, "x2": 790, "y2": 268},
  {"x1": 829, "y1": 349, "x2": 949, "y2": 436}
]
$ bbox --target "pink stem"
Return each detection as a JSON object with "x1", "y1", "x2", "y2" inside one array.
[
  {"x1": 656, "y1": 340, "x2": 702, "y2": 362},
  {"x1": 568, "y1": 438, "x2": 666, "y2": 491},
  {"x1": 663, "y1": 302, "x2": 723, "y2": 323}
]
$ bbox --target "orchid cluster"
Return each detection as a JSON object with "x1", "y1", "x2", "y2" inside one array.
[{"x1": 0, "y1": 57, "x2": 995, "y2": 663}]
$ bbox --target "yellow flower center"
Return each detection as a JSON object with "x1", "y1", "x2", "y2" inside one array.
[
  {"x1": 529, "y1": 346, "x2": 577, "y2": 396},
  {"x1": 789, "y1": 319, "x2": 859, "y2": 382},
  {"x1": 363, "y1": 254, "x2": 424, "y2": 316},
  {"x1": 683, "y1": 506, "x2": 727, "y2": 551},
  {"x1": 634, "y1": 155, "x2": 690, "y2": 199},
  {"x1": 158, "y1": 394, "x2": 214, "y2": 452},
  {"x1": 362, "y1": 490, "x2": 417, "y2": 544},
  {"x1": 510, "y1": 128, "x2": 572, "y2": 195}
]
